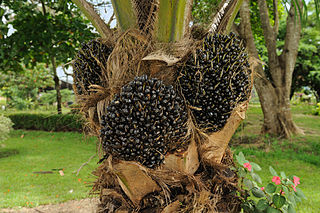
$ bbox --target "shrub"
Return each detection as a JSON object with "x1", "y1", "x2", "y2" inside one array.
[
  {"x1": 8, "y1": 113, "x2": 84, "y2": 132},
  {"x1": 0, "y1": 115, "x2": 13, "y2": 142},
  {"x1": 236, "y1": 152, "x2": 306, "y2": 213},
  {"x1": 312, "y1": 103, "x2": 320, "y2": 116},
  {"x1": 39, "y1": 89, "x2": 74, "y2": 105}
]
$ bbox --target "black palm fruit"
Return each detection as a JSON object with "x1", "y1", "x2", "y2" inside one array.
[
  {"x1": 73, "y1": 39, "x2": 113, "y2": 95},
  {"x1": 178, "y1": 32, "x2": 251, "y2": 133},
  {"x1": 100, "y1": 75, "x2": 188, "y2": 168}
]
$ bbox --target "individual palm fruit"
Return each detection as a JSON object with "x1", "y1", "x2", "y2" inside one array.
[
  {"x1": 100, "y1": 75, "x2": 188, "y2": 168},
  {"x1": 178, "y1": 32, "x2": 251, "y2": 132},
  {"x1": 73, "y1": 39, "x2": 112, "y2": 95}
]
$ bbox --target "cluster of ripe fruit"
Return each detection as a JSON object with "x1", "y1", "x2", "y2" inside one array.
[{"x1": 73, "y1": 33, "x2": 251, "y2": 168}]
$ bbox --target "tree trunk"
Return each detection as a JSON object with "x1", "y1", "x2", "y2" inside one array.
[
  {"x1": 51, "y1": 56, "x2": 62, "y2": 114},
  {"x1": 239, "y1": 0, "x2": 303, "y2": 138}
]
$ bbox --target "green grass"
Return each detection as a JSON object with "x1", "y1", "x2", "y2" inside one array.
[
  {"x1": 232, "y1": 103, "x2": 320, "y2": 212},
  {"x1": 0, "y1": 130, "x2": 99, "y2": 208}
]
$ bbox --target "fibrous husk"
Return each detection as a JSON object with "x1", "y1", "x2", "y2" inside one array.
[
  {"x1": 93, "y1": 146, "x2": 240, "y2": 213},
  {"x1": 113, "y1": 161, "x2": 161, "y2": 205},
  {"x1": 163, "y1": 137, "x2": 199, "y2": 175},
  {"x1": 199, "y1": 101, "x2": 249, "y2": 166},
  {"x1": 132, "y1": 0, "x2": 159, "y2": 36}
]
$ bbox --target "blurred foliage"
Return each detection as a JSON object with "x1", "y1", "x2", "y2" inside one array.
[
  {"x1": 0, "y1": 0, "x2": 97, "y2": 71},
  {"x1": 0, "y1": 115, "x2": 13, "y2": 142},
  {"x1": 39, "y1": 89, "x2": 74, "y2": 105},
  {"x1": 292, "y1": 2, "x2": 320, "y2": 101},
  {"x1": 0, "y1": 64, "x2": 53, "y2": 110},
  {"x1": 192, "y1": 0, "x2": 220, "y2": 25},
  {"x1": 312, "y1": 103, "x2": 320, "y2": 115}
]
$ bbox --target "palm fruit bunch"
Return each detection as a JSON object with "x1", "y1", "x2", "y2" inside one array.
[
  {"x1": 178, "y1": 32, "x2": 251, "y2": 132},
  {"x1": 100, "y1": 75, "x2": 188, "y2": 168},
  {"x1": 73, "y1": 39, "x2": 113, "y2": 95}
]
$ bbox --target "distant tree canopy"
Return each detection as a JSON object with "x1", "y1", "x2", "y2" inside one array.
[
  {"x1": 0, "y1": 0, "x2": 96, "y2": 71},
  {"x1": 0, "y1": 0, "x2": 97, "y2": 113},
  {"x1": 0, "y1": 64, "x2": 53, "y2": 109},
  {"x1": 292, "y1": 3, "x2": 320, "y2": 101}
]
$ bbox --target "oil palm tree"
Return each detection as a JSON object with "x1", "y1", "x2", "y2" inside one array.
[{"x1": 71, "y1": 0, "x2": 252, "y2": 212}]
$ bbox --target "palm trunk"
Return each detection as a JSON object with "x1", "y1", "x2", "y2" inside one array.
[{"x1": 51, "y1": 56, "x2": 62, "y2": 114}]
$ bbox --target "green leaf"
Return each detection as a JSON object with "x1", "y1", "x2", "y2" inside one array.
[
  {"x1": 267, "y1": 206, "x2": 281, "y2": 213},
  {"x1": 269, "y1": 166, "x2": 278, "y2": 177},
  {"x1": 295, "y1": 188, "x2": 307, "y2": 200},
  {"x1": 256, "y1": 199, "x2": 269, "y2": 211},
  {"x1": 288, "y1": 194, "x2": 296, "y2": 207},
  {"x1": 251, "y1": 162, "x2": 262, "y2": 171},
  {"x1": 272, "y1": 194, "x2": 286, "y2": 209},
  {"x1": 266, "y1": 183, "x2": 277, "y2": 194},
  {"x1": 280, "y1": 171, "x2": 287, "y2": 179},
  {"x1": 243, "y1": 178, "x2": 254, "y2": 190},
  {"x1": 288, "y1": 204, "x2": 296, "y2": 213},
  {"x1": 236, "y1": 152, "x2": 246, "y2": 165},
  {"x1": 251, "y1": 187, "x2": 265, "y2": 198},
  {"x1": 294, "y1": 193, "x2": 302, "y2": 203},
  {"x1": 241, "y1": 200, "x2": 255, "y2": 213},
  {"x1": 282, "y1": 186, "x2": 289, "y2": 195},
  {"x1": 251, "y1": 173, "x2": 262, "y2": 184},
  {"x1": 238, "y1": 168, "x2": 246, "y2": 178}
]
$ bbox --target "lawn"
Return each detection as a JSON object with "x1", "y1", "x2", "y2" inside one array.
[
  {"x1": 231, "y1": 103, "x2": 320, "y2": 212},
  {"x1": 0, "y1": 130, "x2": 99, "y2": 208},
  {"x1": 0, "y1": 103, "x2": 319, "y2": 212}
]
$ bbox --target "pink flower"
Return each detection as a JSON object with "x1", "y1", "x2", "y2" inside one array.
[
  {"x1": 272, "y1": 176, "x2": 281, "y2": 185},
  {"x1": 293, "y1": 176, "x2": 300, "y2": 187},
  {"x1": 291, "y1": 185, "x2": 297, "y2": 192},
  {"x1": 261, "y1": 187, "x2": 265, "y2": 191},
  {"x1": 243, "y1": 163, "x2": 252, "y2": 172}
]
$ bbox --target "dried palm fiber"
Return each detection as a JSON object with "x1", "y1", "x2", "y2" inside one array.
[
  {"x1": 132, "y1": 0, "x2": 159, "y2": 36},
  {"x1": 92, "y1": 146, "x2": 240, "y2": 213}
]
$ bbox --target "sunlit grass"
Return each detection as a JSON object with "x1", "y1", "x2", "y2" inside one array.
[{"x1": 0, "y1": 130, "x2": 98, "y2": 208}]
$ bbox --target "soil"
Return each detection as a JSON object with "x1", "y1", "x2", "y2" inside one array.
[{"x1": 0, "y1": 198, "x2": 99, "y2": 213}]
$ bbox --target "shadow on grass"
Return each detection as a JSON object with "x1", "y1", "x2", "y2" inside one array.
[{"x1": 0, "y1": 149, "x2": 19, "y2": 159}]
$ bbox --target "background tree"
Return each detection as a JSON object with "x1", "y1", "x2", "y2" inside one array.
[
  {"x1": 0, "y1": 64, "x2": 53, "y2": 110},
  {"x1": 238, "y1": 0, "x2": 305, "y2": 138},
  {"x1": 0, "y1": 0, "x2": 96, "y2": 114},
  {"x1": 292, "y1": 2, "x2": 320, "y2": 101}
]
